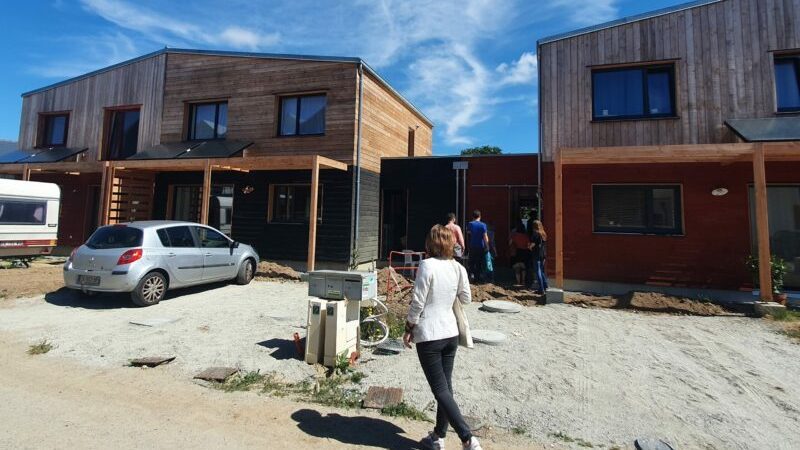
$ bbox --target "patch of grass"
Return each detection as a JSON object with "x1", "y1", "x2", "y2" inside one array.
[
  {"x1": 312, "y1": 376, "x2": 363, "y2": 409},
  {"x1": 380, "y1": 402, "x2": 431, "y2": 422},
  {"x1": 769, "y1": 309, "x2": 800, "y2": 322},
  {"x1": 511, "y1": 425, "x2": 527, "y2": 435},
  {"x1": 218, "y1": 370, "x2": 266, "y2": 392},
  {"x1": 27, "y1": 339, "x2": 53, "y2": 355},
  {"x1": 350, "y1": 371, "x2": 366, "y2": 384},
  {"x1": 549, "y1": 431, "x2": 594, "y2": 448},
  {"x1": 385, "y1": 311, "x2": 406, "y2": 339}
]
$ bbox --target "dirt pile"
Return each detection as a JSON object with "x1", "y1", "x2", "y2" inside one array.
[
  {"x1": 566, "y1": 291, "x2": 735, "y2": 316},
  {"x1": 470, "y1": 284, "x2": 541, "y2": 304},
  {"x1": 377, "y1": 267, "x2": 413, "y2": 301},
  {"x1": 256, "y1": 261, "x2": 301, "y2": 282}
]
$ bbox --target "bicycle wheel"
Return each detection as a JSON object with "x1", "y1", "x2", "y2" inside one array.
[{"x1": 360, "y1": 318, "x2": 389, "y2": 347}]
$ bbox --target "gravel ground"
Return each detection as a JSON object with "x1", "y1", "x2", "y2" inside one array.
[{"x1": 2, "y1": 281, "x2": 800, "y2": 449}]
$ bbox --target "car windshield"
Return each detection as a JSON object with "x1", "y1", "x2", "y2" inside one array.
[{"x1": 86, "y1": 226, "x2": 143, "y2": 249}]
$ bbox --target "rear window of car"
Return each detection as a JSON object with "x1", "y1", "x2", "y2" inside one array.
[{"x1": 86, "y1": 226, "x2": 143, "y2": 249}]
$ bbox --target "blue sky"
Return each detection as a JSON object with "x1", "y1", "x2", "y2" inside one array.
[{"x1": 0, "y1": 0, "x2": 680, "y2": 154}]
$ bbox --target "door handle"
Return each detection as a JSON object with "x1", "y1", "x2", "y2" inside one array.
[
  {"x1": 167, "y1": 253, "x2": 176, "y2": 257},
  {"x1": 204, "y1": 253, "x2": 212, "y2": 256}
]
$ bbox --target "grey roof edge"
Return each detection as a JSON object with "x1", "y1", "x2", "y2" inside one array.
[
  {"x1": 21, "y1": 47, "x2": 433, "y2": 127},
  {"x1": 381, "y1": 152, "x2": 539, "y2": 160},
  {"x1": 724, "y1": 117, "x2": 800, "y2": 142},
  {"x1": 537, "y1": 0, "x2": 723, "y2": 46}
]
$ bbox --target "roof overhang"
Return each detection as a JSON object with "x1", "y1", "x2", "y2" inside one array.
[
  {"x1": 725, "y1": 117, "x2": 800, "y2": 142},
  {"x1": 559, "y1": 142, "x2": 800, "y2": 165}
]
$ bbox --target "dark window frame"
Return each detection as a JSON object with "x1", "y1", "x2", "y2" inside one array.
[
  {"x1": 774, "y1": 54, "x2": 800, "y2": 113},
  {"x1": 277, "y1": 93, "x2": 327, "y2": 137},
  {"x1": 269, "y1": 183, "x2": 324, "y2": 224},
  {"x1": 0, "y1": 198, "x2": 48, "y2": 225},
  {"x1": 104, "y1": 106, "x2": 141, "y2": 160},
  {"x1": 592, "y1": 184, "x2": 683, "y2": 235},
  {"x1": 37, "y1": 112, "x2": 70, "y2": 148},
  {"x1": 591, "y1": 64, "x2": 677, "y2": 121},
  {"x1": 187, "y1": 101, "x2": 228, "y2": 141}
]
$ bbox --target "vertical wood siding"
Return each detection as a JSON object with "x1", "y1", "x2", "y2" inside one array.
[
  {"x1": 19, "y1": 55, "x2": 166, "y2": 160},
  {"x1": 539, "y1": 0, "x2": 800, "y2": 161}
]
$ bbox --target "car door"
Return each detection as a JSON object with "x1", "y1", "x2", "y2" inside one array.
[
  {"x1": 161, "y1": 226, "x2": 204, "y2": 285},
  {"x1": 194, "y1": 226, "x2": 236, "y2": 281}
]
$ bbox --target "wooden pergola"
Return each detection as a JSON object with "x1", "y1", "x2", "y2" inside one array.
[
  {"x1": 1, "y1": 154, "x2": 348, "y2": 272},
  {"x1": 553, "y1": 142, "x2": 800, "y2": 301}
]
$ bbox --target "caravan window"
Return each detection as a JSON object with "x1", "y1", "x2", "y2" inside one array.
[{"x1": 0, "y1": 198, "x2": 47, "y2": 225}]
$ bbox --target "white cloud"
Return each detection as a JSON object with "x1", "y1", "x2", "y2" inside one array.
[
  {"x1": 30, "y1": 32, "x2": 140, "y2": 78},
  {"x1": 550, "y1": 0, "x2": 619, "y2": 26},
  {"x1": 497, "y1": 52, "x2": 538, "y2": 86},
  {"x1": 218, "y1": 26, "x2": 280, "y2": 50}
]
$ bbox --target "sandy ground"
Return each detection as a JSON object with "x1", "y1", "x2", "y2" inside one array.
[
  {"x1": 2, "y1": 281, "x2": 800, "y2": 449},
  {"x1": 0, "y1": 335, "x2": 534, "y2": 450},
  {"x1": 0, "y1": 258, "x2": 65, "y2": 300}
]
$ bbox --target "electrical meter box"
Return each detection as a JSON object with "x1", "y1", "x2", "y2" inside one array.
[
  {"x1": 308, "y1": 270, "x2": 377, "y2": 301},
  {"x1": 323, "y1": 299, "x2": 360, "y2": 366},
  {"x1": 305, "y1": 299, "x2": 327, "y2": 364}
]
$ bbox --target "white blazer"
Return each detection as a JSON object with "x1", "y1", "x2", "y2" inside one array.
[{"x1": 406, "y1": 258, "x2": 471, "y2": 343}]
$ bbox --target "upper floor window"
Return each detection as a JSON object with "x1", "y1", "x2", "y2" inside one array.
[
  {"x1": 279, "y1": 94, "x2": 326, "y2": 136},
  {"x1": 593, "y1": 185, "x2": 682, "y2": 235},
  {"x1": 592, "y1": 65, "x2": 675, "y2": 120},
  {"x1": 189, "y1": 101, "x2": 227, "y2": 140},
  {"x1": 105, "y1": 108, "x2": 140, "y2": 160},
  {"x1": 775, "y1": 55, "x2": 800, "y2": 113},
  {"x1": 39, "y1": 113, "x2": 69, "y2": 147}
]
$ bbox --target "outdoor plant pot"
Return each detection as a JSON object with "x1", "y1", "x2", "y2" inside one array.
[{"x1": 754, "y1": 301, "x2": 787, "y2": 318}]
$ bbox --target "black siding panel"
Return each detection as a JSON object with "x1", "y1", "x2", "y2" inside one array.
[{"x1": 355, "y1": 169, "x2": 380, "y2": 263}]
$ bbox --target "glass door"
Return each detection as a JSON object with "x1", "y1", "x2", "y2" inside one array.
[{"x1": 749, "y1": 186, "x2": 800, "y2": 289}]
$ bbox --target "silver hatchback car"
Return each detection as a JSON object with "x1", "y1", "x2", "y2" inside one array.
[{"x1": 64, "y1": 221, "x2": 259, "y2": 306}]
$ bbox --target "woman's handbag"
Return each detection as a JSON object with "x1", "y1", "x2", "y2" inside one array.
[{"x1": 452, "y1": 260, "x2": 474, "y2": 348}]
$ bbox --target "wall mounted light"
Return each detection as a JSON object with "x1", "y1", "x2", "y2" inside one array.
[
  {"x1": 241, "y1": 185, "x2": 255, "y2": 194},
  {"x1": 711, "y1": 187, "x2": 729, "y2": 196}
]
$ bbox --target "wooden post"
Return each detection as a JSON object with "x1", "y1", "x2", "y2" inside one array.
[
  {"x1": 753, "y1": 143, "x2": 773, "y2": 301},
  {"x1": 200, "y1": 159, "x2": 212, "y2": 225},
  {"x1": 307, "y1": 155, "x2": 320, "y2": 272},
  {"x1": 22, "y1": 164, "x2": 31, "y2": 181},
  {"x1": 98, "y1": 163, "x2": 108, "y2": 225},
  {"x1": 554, "y1": 149, "x2": 564, "y2": 289}
]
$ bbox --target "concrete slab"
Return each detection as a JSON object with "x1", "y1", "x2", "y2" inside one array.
[
  {"x1": 363, "y1": 386, "x2": 403, "y2": 409},
  {"x1": 480, "y1": 300, "x2": 522, "y2": 313},
  {"x1": 545, "y1": 288, "x2": 564, "y2": 304},
  {"x1": 193, "y1": 367, "x2": 238, "y2": 382},
  {"x1": 635, "y1": 438, "x2": 675, "y2": 450},
  {"x1": 129, "y1": 317, "x2": 181, "y2": 327},
  {"x1": 471, "y1": 329, "x2": 507, "y2": 346},
  {"x1": 375, "y1": 339, "x2": 405, "y2": 355}
]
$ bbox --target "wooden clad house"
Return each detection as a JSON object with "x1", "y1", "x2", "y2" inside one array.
[
  {"x1": 0, "y1": 48, "x2": 432, "y2": 270},
  {"x1": 538, "y1": 0, "x2": 800, "y2": 298}
]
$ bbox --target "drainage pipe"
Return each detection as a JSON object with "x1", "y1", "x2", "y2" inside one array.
[
  {"x1": 536, "y1": 41, "x2": 543, "y2": 221},
  {"x1": 353, "y1": 62, "x2": 364, "y2": 264}
]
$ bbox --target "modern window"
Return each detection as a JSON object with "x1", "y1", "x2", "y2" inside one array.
[
  {"x1": 279, "y1": 94, "x2": 326, "y2": 136},
  {"x1": 593, "y1": 185, "x2": 682, "y2": 235},
  {"x1": 270, "y1": 184, "x2": 323, "y2": 223},
  {"x1": 0, "y1": 198, "x2": 47, "y2": 225},
  {"x1": 189, "y1": 102, "x2": 228, "y2": 140},
  {"x1": 194, "y1": 226, "x2": 230, "y2": 248},
  {"x1": 39, "y1": 113, "x2": 69, "y2": 147},
  {"x1": 592, "y1": 65, "x2": 675, "y2": 120},
  {"x1": 775, "y1": 55, "x2": 800, "y2": 112},
  {"x1": 105, "y1": 109, "x2": 140, "y2": 160},
  {"x1": 170, "y1": 184, "x2": 234, "y2": 235},
  {"x1": 164, "y1": 226, "x2": 197, "y2": 248}
]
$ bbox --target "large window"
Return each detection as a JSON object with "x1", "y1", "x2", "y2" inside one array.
[
  {"x1": 0, "y1": 198, "x2": 47, "y2": 225},
  {"x1": 279, "y1": 94, "x2": 326, "y2": 136},
  {"x1": 39, "y1": 113, "x2": 69, "y2": 147},
  {"x1": 189, "y1": 102, "x2": 228, "y2": 140},
  {"x1": 775, "y1": 55, "x2": 800, "y2": 113},
  {"x1": 106, "y1": 109, "x2": 140, "y2": 160},
  {"x1": 593, "y1": 185, "x2": 682, "y2": 235},
  {"x1": 270, "y1": 184, "x2": 323, "y2": 223},
  {"x1": 592, "y1": 65, "x2": 675, "y2": 120}
]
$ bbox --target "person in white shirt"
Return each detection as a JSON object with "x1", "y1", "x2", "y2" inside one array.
[{"x1": 404, "y1": 224, "x2": 483, "y2": 450}]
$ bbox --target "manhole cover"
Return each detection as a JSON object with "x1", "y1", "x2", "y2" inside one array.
[
  {"x1": 375, "y1": 339, "x2": 404, "y2": 355},
  {"x1": 471, "y1": 329, "x2": 507, "y2": 345},
  {"x1": 480, "y1": 300, "x2": 522, "y2": 313}
]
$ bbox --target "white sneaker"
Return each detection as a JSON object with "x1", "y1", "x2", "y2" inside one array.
[
  {"x1": 462, "y1": 436, "x2": 483, "y2": 450},
  {"x1": 421, "y1": 431, "x2": 446, "y2": 450}
]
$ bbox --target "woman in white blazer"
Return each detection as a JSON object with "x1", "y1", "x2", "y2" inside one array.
[{"x1": 404, "y1": 224, "x2": 482, "y2": 450}]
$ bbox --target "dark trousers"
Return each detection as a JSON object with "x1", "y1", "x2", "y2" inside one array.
[
  {"x1": 468, "y1": 246, "x2": 486, "y2": 283},
  {"x1": 535, "y1": 259, "x2": 549, "y2": 293},
  {"x1": 416, "y1": 336, "x2": 472, "y2": 443}
]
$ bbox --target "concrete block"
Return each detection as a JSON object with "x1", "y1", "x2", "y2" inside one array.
[{"x1": 545, "y1": 287, "x2": 564, "y2": 304}]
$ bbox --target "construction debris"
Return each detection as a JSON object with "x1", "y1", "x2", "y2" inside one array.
[
  {"x1": 129, "y1": 356, "x2": 176, "y2": 367},
  {"x1": 194, "y1": 367, "x2": 239, "y2": 382}
]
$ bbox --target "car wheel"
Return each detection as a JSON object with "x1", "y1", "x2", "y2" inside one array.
[
  {"x1": 131, "y1": 271, "x2": 167, "y2": 307},
  {"x1": 235, "y1": 259, "x2": 255, "y2": 285}
]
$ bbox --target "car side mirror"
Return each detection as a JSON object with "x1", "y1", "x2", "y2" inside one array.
[{"x1": 229, "y1": 240, "x2": 239, "y2": 255}]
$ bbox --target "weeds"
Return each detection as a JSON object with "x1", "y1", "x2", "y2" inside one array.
[
  {"x1": 27, "y1": 339, "x2": 53, "y2": 355},
  {"x1": 380, "y1": 402, "x2": 431, "y2": 422},
  {"x1": 549, "y1": 431, "x2": 594, "y2": 448},
  {"x1": 768, "y1": 309, "x2": 800, "y2": 322},
  {"x1": 312, "y1": 376, "x2": 363, "y2": 409},
  {"x1": 511, "y1": 425, "x2": 527, "y2": 435},
  {"x1": 350, "y1": 371, "x2": 366, "y2": 384},
  {"x1": 217, "y1": 370, "x2": 265, "y2": 392}
]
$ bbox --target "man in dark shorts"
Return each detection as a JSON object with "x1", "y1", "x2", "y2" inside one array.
[{"x1": 466, "y1": 210, "x2": 489, "y2": 283}]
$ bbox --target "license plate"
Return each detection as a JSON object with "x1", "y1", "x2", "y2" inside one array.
[{"x1": 78, "y1": 275, "x2": 101, "y2": 286}]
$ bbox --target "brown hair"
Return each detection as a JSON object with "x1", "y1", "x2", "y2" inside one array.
[
  {"x1": 532, "y1": 220, "x2": 547, "y2": 240},
  {"x1": 425, "y1": 224, "x2": 455, "y2": 259}
]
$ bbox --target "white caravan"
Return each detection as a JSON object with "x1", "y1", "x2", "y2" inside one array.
[{"x1": 0, "y1": 179, "x2": 60, "y2": 258}]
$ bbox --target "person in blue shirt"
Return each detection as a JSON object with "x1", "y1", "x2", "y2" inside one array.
[{"x1": 466, "y1": 210, "x2": 489, "y2": 283}]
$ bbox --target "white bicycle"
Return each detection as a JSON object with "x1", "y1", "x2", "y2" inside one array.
[{"x1": 359, "y1": 297, "x2": 390, "y2": 347}]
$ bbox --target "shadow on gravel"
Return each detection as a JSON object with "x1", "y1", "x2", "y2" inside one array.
[
  {"x1": 291, "y1": 409, "x2": 422, "y2": 450},
  {"x1": 43, "y1": 281, "x2": 234, "y2": 310},
  {"x1": 257, "y1": 338, "x2": 303, "y2": 361}
]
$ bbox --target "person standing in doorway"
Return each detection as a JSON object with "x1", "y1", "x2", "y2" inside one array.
[
  {"x1": 466, "y1": 210, "x2": 489, "y2": 283},
  {"x1": 404, "y1": 225, "x2": 483, "y2": 450},
  {"x1": 509, "y1": 220, "x2": 532, "y2": 287},
  {"x1": 531, "y1": 219, "x2": 549, "y2": 295},
  {"x1": 445, "y1": 213, "x2": 465, "y2": 261}
]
